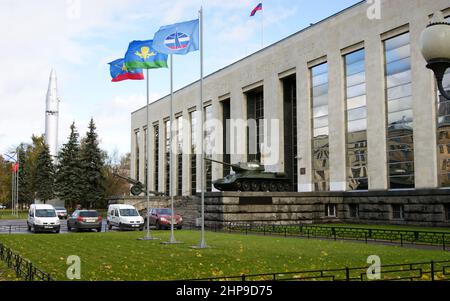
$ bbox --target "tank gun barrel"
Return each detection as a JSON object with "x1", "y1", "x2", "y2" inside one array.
[{"x1": 204, "y1": 157, "x2": 234, "y2": 168}]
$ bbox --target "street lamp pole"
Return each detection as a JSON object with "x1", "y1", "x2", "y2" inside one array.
[{"x1": 420, "y1": 11, "x2": 450, "y2": 101}]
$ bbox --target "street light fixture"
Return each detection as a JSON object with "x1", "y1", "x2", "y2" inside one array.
[{"x1": 419, "y1": 11, "x2": 450, "y2": 100}]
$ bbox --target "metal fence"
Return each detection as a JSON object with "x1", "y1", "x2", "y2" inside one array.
[
  {"x1": 186, "y1": 260, "x2": 450, "y2": 281},
  {"x1": 0, "y1": 243, "x2": 53, "y2": 281},
  {"x1": 222, "y1": 223, "x2": 450, "y2": 251}
]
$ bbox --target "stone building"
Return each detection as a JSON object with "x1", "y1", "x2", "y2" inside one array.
[{"x1": 130, "y1": 0, "x2": 450, "y2": 226}]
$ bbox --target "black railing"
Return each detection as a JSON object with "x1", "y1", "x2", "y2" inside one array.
[
  {"x1": 186, "y1": 260, "x2": 450, "y2": 281},
  {"x1": 222, "y1": 223, "x2": 450, "y2": 251},
  {"x1": 0, "y1": 243, "x2": 53, "y2": 281}
]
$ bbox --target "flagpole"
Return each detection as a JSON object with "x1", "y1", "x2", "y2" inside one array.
[
  {"x1": 11, "y1": 165, "x2": 14, "y2": 214},
  {"x1": 164, "y1": 54, "x2": 181, "y2": 244},
  {"x1": 15, "y1": 150, "x2": 19, "y2": 216},
  {"x1": 197, "y1": 6, "x2": 207, "y2": 249},
  {"x1": 140, "y1": 68, "x2": 157, "y2": 241},
  {"x1": 261, "y1": 2, "x2": 264, "y2": 49}
]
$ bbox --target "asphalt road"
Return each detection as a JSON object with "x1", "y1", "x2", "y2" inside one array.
[{"x1": 0, "y1": 219, "x2": 109, "y2": 234}]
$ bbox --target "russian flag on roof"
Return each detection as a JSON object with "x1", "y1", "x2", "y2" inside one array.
[{"x1": 250, "y1": 3, "x2": 263, "y2": 17}]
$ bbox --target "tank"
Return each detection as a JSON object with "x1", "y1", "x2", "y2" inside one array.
[{"x1": 205, "y1": 158, "x2": 291, "y2": 192}]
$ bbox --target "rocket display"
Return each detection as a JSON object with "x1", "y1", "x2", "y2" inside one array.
[{"x1": 44, "y1": 69, "x2": 60, "y2": 159}]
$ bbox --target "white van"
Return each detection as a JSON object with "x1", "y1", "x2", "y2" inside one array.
[
  {"x1": 27, "y1": 204, "x2": 61, "y2": 233},
  {"x1": 107, "y1": 204, "x2": 144, "y2": 231}
]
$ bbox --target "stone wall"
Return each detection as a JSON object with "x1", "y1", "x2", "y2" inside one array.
[
  {"x1": 202, "y1": 190, "x2": 450, "y2": 228},
  {"x1": 112, "y1": 189, "x2": 450, "y2": 228}
]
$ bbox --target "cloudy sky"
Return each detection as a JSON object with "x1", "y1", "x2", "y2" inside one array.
[{"x1": 0, "y1": 0, "x2": 361, "y2": 158}]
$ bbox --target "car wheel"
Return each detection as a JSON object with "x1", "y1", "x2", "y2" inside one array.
[
  {"x1": 177, "y1": 226, "x2": 183, "y2": 230},
  {"x1": 108, "y1": 222, "x2": 112, "y2": 230},
  {"x1": 27, "y1": 223, "x2": 31, "y2": 232},
  {"x1": 68, "y1": 225, "x2": 72, "y2": 232},
  {"x1": 55, "y1": 229, "x2": 60, "y2": 234},
  {"x1": 97, "y1": 228, "x2": 102, "y2": 232},
  {"x1": 156, "y1": 221, "x2": 161, "y2": 230}
]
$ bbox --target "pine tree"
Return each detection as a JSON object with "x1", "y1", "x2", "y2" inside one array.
[
  {"x1": 80, "y1": 119, "x2": 106, "y2": 208},
  {"x1": 17, "y1": 144, "x2": 34, "y2": 204},
  {"x1": 55, "y1": 122, "x2": 84, "y2": 208},
  {"x1": 35, "y1": 144, "x2": 55, "y2": 203}
]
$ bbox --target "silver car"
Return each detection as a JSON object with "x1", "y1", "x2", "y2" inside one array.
[{"x1": 55, "y1": 207, "x2": 68, "y2": 219}]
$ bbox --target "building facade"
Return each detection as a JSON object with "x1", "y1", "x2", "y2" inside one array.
[{"x1": 131, "y1": 0, "x2": 450, "y2": 200}]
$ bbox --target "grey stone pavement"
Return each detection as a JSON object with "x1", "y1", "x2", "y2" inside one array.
[{"x1": 0, "y1": 219, "x2": 108, "y2": 234}]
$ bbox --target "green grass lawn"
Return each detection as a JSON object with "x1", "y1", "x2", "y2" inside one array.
[
  {"x1": 0, "y1": 260, "x2": 21, "y2": 281},
  {"x1": 0, "y1": 230, "x2": 449, "y2": 281}
]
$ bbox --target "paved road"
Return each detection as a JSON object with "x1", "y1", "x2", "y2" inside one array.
[{"x1": 0, "y1": 219, "x2": 108, "y2": 234}]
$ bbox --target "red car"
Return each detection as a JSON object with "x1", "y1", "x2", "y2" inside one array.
[{"x1": 144, "y1": 208, "x2": 183, "y2": 230}]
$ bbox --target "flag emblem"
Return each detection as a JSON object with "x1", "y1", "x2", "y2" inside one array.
[
  {"x1": 164, "y1": 32, "x2": 190, "y2": 50},
  {"x1": 135, "y1": 47, "x2": 156, "y2": 60}
]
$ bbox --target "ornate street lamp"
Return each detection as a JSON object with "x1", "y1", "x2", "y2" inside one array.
[{"x1": 420, "y1": 11, "x2": 450, "y2": 100}]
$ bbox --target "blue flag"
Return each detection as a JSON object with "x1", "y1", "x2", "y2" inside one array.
[
  {"x1": 108, "y1": 58, "x2": 144, "y2": 82},
  {"x1": 124, "y1": 40, "x2": 168, "y2": 69},
  {"x1": 152, "y1": 19, "x2": 199, "y2": 55}
]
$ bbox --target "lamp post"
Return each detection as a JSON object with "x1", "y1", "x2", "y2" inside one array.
[{"x1": 420, "y1": 11, "x2": 450, "y2": 100}]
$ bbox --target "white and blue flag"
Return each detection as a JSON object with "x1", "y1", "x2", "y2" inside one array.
[{"x1": 152, "y1": 19, "x2": 199, "y2": 55}]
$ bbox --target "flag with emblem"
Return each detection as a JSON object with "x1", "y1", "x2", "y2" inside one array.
[
  {"x1": 124, "y1": 40, "x2": 168, "y2": 69},
  {"x1": 152, "y1": 19, "x2": 199, "y2": 55},
  {"x1": 108, "y1": 58, "x2": 145, "y2": 82}
]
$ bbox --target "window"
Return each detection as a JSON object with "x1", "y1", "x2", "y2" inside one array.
[
  {"x1": 349, "y1": 204, "x2": 359, "y2": 218},
  {"x1": 311, "y1": 62, "x2": 330, "y2": 191},
  {"x1": 283, "y1": 75, "x2": 298, "y2": 191},
  {"x1": 204, "y1": 106, "x2": 213, "y2": 192},
  {"x1": 153, "y1": 125, "x2": 159, "y2": 191},
  {"x1": 325, "y1": 204, "x2": 337, "y2": 217},
  {"x1": 190, "y1": 111, "x2": 198, "y2": 195},
  {"x1": 134, "y1": 130, "x2": 140, "y2": 181},
  {"x1": 384, "y1": 32, "x2": 415, "y2": 189},
  {"x1": 437, "y1": 16, "x2": 450, "y2": 187},
  {"x1": 246, "y1": 88, "x2": 264, "y2": 162},
  {"x1": 165, "y1": 120, "x2": 171, "y2": 196},
  {"x1": 391, "y1": 204, "x2": 404, "y2": 220},
  {"x1": 177, "y1": 116, "x2": 183, "y2": 196},
  {"x1": 222, "y1": 99, "x2": 231, "y2": 177},
  {"x1": 345, "y1": 49, "x2": 368, "y2": 191}
]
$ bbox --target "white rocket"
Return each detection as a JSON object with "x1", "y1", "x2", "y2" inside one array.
[{"x1": 45, "y1": 69, "x2": 60, "y2": 159}]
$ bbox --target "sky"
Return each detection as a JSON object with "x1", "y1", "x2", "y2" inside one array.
[{"x1": 0, "y1": 0, "x2": 362, "y2": 158}]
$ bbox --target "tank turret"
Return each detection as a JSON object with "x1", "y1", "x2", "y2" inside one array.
[{"x1": 205, "y1": 158, "x2": 291, "y2": 192}]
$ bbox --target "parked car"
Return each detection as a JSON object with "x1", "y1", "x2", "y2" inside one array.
[
  {"x1": 107, "y1": 204, "x2": 144, "y2": 231},
  {"x1": 55, "y1": 207, "x2": 68, "y2": 219},
  {"x1": 27, "y1": 204, "x2": 60, "y2": 233},
  {"x1": 145, "y1": 208, "x2": 183, "y2": 230},
  {"x1": 0, "y1": 204, "x2": 6, "y2": 209},
  {"x1": 67, "y1": 210, "x2": 102, "y2": 232}
]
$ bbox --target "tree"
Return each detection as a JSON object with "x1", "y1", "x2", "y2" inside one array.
[
  {"x1": 79, "y1": 119, "x2": 106, "y2": 208},
  {"x1": 55, "y1": 122, "x2": 84, "y2": 208},
  {"x1": 103, "y1": 151, "x2": 131, "y2": 199},
  {"x1": 35, "y1": 144, "x2": 55, "y2": 203},
  {"x1": 0, "y1": 155, "x2": 12, "y2": 206},
  {"x1": 17, "y1": 143, "x2": 34, "y2": 205}
]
